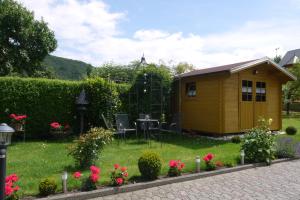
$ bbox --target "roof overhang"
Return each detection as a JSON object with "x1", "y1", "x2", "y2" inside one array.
[{"x1": 230, "y1": 57, "x2": 297, "y2": 81}]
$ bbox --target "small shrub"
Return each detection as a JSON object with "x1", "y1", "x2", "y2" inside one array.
[
  {"x1": 110, "y1": 164, "x2": 128, "y2": 186},
  {"x1": 138, "y1": 151, "x2": 162, "y2": 180},
  {"x1": 275, "y1": 137, "x2": 296, "y2": 158},
  {"x1": 38, "y1": 178, "x2": 57, "y2": 197},
  {"x1": 167, "y1": 160, "x2": 185, "y2": 177},
  {"x1": 68, "y1": 127, "x2": 113, "y2": 168},
  {"x1": 203, "y1": 153, "x2": 216, "y2": 171},
  {"x1": 286, "y1": 126, "x2": 297, "y2": 135},
  {"x1": 241, "y1": 118, "x2": 275, "y2": 165},
  {"x1": 81, "y1": 166, "x2": 101, "y2": 191},
  {"x1": 231, "y1": 136, "x2": 241, "y2": 144}
]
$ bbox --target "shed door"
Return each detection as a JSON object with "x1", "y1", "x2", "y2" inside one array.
[
  {"x1": 254, "y1": 81, "x2": 267, "y2": 126},
  {"x1": 240, "y1": 80, "x2": 268, "y2": 131},
  {"x1": 240, "y1": 80, "x2": 254, "y2": 130}
]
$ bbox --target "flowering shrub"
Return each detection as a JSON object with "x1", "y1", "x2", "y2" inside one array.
[
  {"x1": 241, "y1": 118, "x2": 275, "y2": 165},
  {"x1": 167, "y1": 160, "x2": 185, "y2": 177},
  {"x1": 5, "y1": 174, "x2": 19, "y2": 200},
  {"x1": 110, "y1": 164, "x2": 128, "y2": 186},
  {"x1": 68, "y1": 127, "x2": 113, "y2": 168},
  {"x1": 9, "y1": 114, "x2": 27, "y2": 124},
  {"x1": 203, "y1": 153, "x2": 216, "y2": 171},
  {"x1": 81, "y1": 165, "x2": 101, "y2": 191}
]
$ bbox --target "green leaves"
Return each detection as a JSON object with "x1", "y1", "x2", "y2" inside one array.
[{"x1": 0, "y1": 0, "x2": 57, "y2": 76}]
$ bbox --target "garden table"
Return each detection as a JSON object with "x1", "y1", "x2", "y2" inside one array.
[{"x1": 136, "y1": 118, "x2": 159, "y2": 143}]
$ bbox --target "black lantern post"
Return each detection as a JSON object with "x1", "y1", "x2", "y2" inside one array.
[
  {"x1": 76, "y1": 89, "x2": 89, "y2": 134},
  {"x1": 0, "y1": 123, "x2": 14, "y2": 200}
]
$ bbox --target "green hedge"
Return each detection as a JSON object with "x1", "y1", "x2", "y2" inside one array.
[{"x1": 0, "y1": 77, "x2": 120, "y2": 138}]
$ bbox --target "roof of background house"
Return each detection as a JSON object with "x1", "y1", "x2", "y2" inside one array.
[
  {"x1": 176, "y1": 57, "x2": 296, "y2": 80},
  {"x1": 279, "y1": 49, "x2": 300, "y2": 67}
]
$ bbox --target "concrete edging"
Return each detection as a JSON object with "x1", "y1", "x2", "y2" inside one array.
[{"x1": 37, "y1": 158, "x2": 297, "y2": 200}]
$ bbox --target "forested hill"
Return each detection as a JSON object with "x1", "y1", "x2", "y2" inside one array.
[{"x1": 42, "y1": 55, "x2": 94, "y2": 80}]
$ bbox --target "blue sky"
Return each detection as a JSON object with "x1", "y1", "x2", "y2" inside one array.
[{"x1": 18, "y1": 0, "x2": 300, "y2": 68}]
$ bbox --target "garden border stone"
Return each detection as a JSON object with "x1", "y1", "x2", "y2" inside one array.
[{"x1": 37, "y1": 158, "x2": 297, "y2": 200}]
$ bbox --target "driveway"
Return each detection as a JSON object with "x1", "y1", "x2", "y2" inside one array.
[{"x1": 90, "y1": 159, "x2": 300, "y2": 200}]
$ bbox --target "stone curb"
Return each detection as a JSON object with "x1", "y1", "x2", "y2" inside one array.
[{"x1": 36, "y1": 158, "x2": 297, "y2": 200}]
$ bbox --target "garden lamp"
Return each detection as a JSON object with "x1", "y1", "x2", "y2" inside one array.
[
  {"x1": 0, "y1": 123, "x2": 14, "y2": 200},
  {"x1": 240, "y1": 150, "x2": 245, "y2": 165},
  {"x1": 61, "y1": 171, "x2": 68, "y2": 193},
  {"x1": 195, "y1": 156, "x2": 201, "y2": 172}
]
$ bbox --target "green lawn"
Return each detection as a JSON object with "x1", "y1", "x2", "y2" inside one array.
[{"x1": 7, "y1": 117, "x2": 300, "y2": 197}]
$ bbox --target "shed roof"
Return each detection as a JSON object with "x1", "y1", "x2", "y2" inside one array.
[
  {"x1": 176, "y1": 57, "x2": 296, "y2": 80},
  {"x1": 279, "y1": 49, "x2": 300, "y2": 67}
]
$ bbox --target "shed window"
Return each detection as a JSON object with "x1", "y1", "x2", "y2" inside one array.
[
  {"x1": 256, "y1": 82, "x2": 266, "y2": 102},
  {"x1": 186, "y1": 82, "x2": 196, "y2": 97},
  {"x1": 242, "y1": 80, "x2": 252, "y2": 101}
]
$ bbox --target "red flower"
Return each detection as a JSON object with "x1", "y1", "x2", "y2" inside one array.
[
  {"x1": 180, "y1": 162, "x2": 185, "y2": 169},
  {"x1": 169, "y1": 160, "x2": 177, "y2": 167},
  {"x1": 116, "y1": 178, "x2": 123, "y2": 185},
  {"x1": 13, "y1": 186, "x2": 19, "y2": 191},
  {"x1": 123, "y1": 172, "x2": 128, "y2": 177},
  {"x1": 120, "y1": 167, "x2": 127, "y2": 172},
  {"x1": 90, "y1": 166, "x2": 100, "y2": 175},
  {"x1": 90, "y1": 174, "x2": 99, "y2": 183},
  {"x1": 9, "y1": 114, "x2": 16, "y2": 119},
  {"x1": 114, "y1": 164, "x2": 120, "y2": 169},
  {"x1": 50, "y1": 122, "x2": 61, "y2": 129},
  {"x1": 203, "y1": 153, "x2": 214, "y2": 162},
  {"x1": 6, "y1": 174, "x2": 18, "y2": 183},
  {"x1": 73, "y1": 171, "x2": 82, "y2": 179},
  {"x1": 5, "y1": 185, "x2": 13, "y2": 196}
]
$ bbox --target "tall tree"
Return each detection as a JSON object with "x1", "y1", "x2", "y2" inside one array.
[
  {"x1": 0, "y1": 0, "x2": 57, "y2": 76},
  {"x1": 273, "y1": 55, "x2": 282, "y2": 64},
  {"x1": 283, "y1": 64, "x2": 300, "y2": 115},
  {"x1": 173, "y1": 62, "x2": 195, "y2": 75}
]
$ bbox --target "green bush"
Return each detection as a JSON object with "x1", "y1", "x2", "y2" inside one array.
[
  {"x1": 38, "y1": 178, "x2": 57, "y2": 196},
  {"x1": 224, "y1": 161, "x2": 235, "y2": 168},
  {"x1": 138, "y1": 151, "x2": 162, "y2": 180},
  {"x1": 68, "y1": 127, "x2": 113, "y2": 168},
  {"x1": 241, "y1": 118, "x2": 275, "y2": 165},
  {"x1": 286, "y1": 126, "x2": 297, "y2": 135},
  {"x1": 231, "y1": 136, "x2": 241, "y2": 144},
  {"x1": 0, "y1": 77, "x2": 120, "y2": 138}
]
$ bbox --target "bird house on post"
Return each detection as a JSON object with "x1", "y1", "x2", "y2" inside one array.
[{"x1": 75, "y1": 89, "x2": 89, "y2": 135}]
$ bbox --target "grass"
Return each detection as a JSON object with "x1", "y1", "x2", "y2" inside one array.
[{"x1": 7, "y1": 116, "x2": 300, "y2": 197}]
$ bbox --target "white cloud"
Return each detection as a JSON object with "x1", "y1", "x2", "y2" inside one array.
[{"x1": 17, "y1": 0, "x2": 300, "y2": 68}]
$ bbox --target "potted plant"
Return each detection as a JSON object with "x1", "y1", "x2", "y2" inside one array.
[
  {"x1": 9, "y1": 114, "x2": 27, "y2": 132},
  {"x1": 50, "y1": 122, "x2": 70, "y2": 138}
]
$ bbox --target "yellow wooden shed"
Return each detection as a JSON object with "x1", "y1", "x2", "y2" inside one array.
[{"x1": 173, "y1": 57, "x2": 296, "y2": 135}]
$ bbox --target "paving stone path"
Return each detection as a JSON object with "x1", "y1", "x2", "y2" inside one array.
[{"x1": 91, "y1": 160, "x2": 300, "y2": 200}]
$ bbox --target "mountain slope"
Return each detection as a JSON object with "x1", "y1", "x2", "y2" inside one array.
[{"x1": 42, "y1": 55, "x2": 94, "y2": 80}]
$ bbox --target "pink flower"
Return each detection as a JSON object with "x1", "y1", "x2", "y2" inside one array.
[
  {"x1": 90, "y1": 166, "x2": 100, "y2": 175},
  {"x1": 9, "y1": 114, "x2": 16, "y2": 119},
  {"x1": 13, "y1": 186, "x2": 19, "y2": 191},
  {"x1": 50, "y1": 122, "x2": 61, "y2": 129},
  {"x1": 116, "y1": 178, "x2": 123, "y2": 185},
  {"x1": 6, "y1": 174, "x2": 18, "y2": 183},
  {"x1": 203, "y1": 153, "x2": 214, "y2": 162},
  {"x1": 114, "y1": 164, "x2": 120, "y2": 169},
  {"x1": 90, "y1": 174, "x2": 99, "y2": 183},
  {"x1": 169, "y1": 160, "x2": 177, "y2": 168},
  {"x1": 5, "y1": 185, "x2": 13, "y2": 196},
  {"x1": 73, "y1": 171, "x2": 82, "y2": 179},
  {"x1": 120, "y1": 167, "x2": 127, "y2": 172},
  {"x1": 123, "y1": 172, "x2": 128, "y2": 177}
]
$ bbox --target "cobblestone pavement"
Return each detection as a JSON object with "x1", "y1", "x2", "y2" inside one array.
[{"x1": 91, "y1": 160, "x2": 300, "y2": 200}]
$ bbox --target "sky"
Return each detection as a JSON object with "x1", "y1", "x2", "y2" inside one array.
[{"x1": 17, "y1": 0, "x2": 300, "y2": 68}]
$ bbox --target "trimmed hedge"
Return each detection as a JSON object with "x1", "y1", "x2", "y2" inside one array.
[{"x1": 0, "y1": 77, "x2": 120, "y2": 138}]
